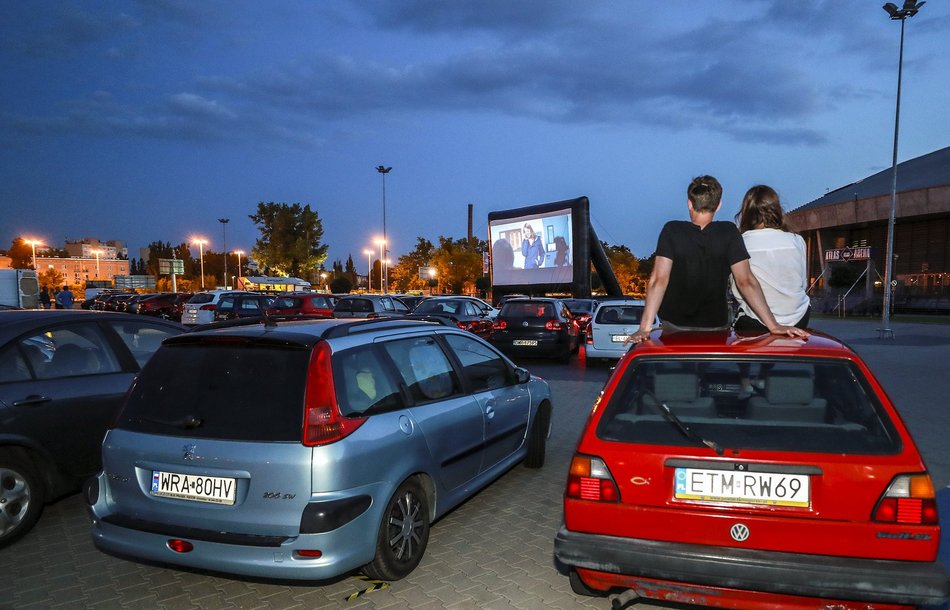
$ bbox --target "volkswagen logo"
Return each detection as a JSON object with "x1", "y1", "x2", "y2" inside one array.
[
  {"x1": 730, "y1": 523, "x2": 750, "y2": 542},
  {"x1": 182, "y1": 443, "x2": 198, "y2": 461},
  {"x1": 522, "y1": 321, "x2": 529, "y2": 327}
]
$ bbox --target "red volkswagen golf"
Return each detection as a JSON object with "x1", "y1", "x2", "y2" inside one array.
[{"x1": 555, "y1": 330, "x2": 949, "y2": 609}]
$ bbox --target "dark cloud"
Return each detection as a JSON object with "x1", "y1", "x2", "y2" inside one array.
[{"x1": 5, "y1": 1, "x2": 939, "y2": 148}]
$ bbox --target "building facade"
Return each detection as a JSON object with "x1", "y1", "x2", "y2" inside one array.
[{"x1": 787, "y1": 146, "x2": 950, "y2": 313}]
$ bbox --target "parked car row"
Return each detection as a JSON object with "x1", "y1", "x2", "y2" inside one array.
[{"x1": 2, "y1": 304, "x2": 948, "y2": 607}]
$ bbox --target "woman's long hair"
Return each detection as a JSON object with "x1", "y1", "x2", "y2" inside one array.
[{"x1": 737, "y1": 185, "x2": 794, "y2": 233}]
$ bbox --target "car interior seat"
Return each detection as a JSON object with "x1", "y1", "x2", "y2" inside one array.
[
  {"x1": 49, "y1": 344, "x2": 98, "y2": 377},
  {"x1": 746, "y1": 369, "x2": 827, "y2": 423},
  {"x1": 601, "y1": 308, "x2": 620, "y2": 324},
  {"x1": 647, "y1": 367, "x2": 716, "y2": 418}
]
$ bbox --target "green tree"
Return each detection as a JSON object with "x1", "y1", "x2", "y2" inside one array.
[
  {"x1": 330, "y1": 276, "x2": 353, "y2": 293},
  {"x1": 431, "y1": 236, "x2": 485, "y2": 295},
  {"x1": 343, "y1": 255, "x2": 358, "y2": 289},
  {"x1": 7, "y1": 237, "x2": 36, "y2": 269},
  {"x1": 604, "y1": 243, "x2": 641, "y2": 295},
  {"x1": 249, "y1": 202, "x2": 328, "y2": 277},
  {"x1": 390, "y1": 237, "x2": 435, "y2": 293}
]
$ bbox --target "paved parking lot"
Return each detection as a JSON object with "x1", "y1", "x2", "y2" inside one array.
[{"x1": 2, "y1": 316, "x2": 949, "y2": 609}]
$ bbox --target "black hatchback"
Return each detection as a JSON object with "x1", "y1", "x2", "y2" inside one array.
[
  {"x1": 489, "y1": 297, "x2": 579, "y2": 362},
  {"x1": 0, "y1": 310, "x2": 184, "y2": 548}
]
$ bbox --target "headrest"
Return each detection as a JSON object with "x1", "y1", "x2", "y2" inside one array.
[
  {"x1": 766, "y1": 370, "x2": 814, "y2": 404},
  {"x1": 654, "y1": 371, "x2": 698, "y2": 403}
]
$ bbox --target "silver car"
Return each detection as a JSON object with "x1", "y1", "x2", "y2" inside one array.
[
  {"x1": 584, "y1": 298, "x2": 659, "y2": 365},
  {"x1": 86, "y1": 318, "x2": 552, "y2": 581}
]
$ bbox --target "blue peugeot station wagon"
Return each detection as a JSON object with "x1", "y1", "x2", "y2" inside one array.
[{"x1": 86, "y1": 318, "x2": 552, "y2": 581}]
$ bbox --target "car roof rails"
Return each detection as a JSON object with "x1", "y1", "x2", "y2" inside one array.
[{"x1": 322, "y1": 318, "x2": 437, "y2": 339}]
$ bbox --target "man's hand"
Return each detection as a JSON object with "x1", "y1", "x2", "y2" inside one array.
[
  {"x1": 769, "y1": 325, "x2": 809, "y2": 339},
  {"x1": 626, "y1": 328, "x2": 653, "y2": 344}
]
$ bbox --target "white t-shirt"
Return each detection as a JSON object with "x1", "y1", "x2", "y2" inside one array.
[{"x1": 731, "y1": 228, "x2": 809, "y2": 326}]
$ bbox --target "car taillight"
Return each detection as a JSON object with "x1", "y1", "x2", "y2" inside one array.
[
  {"x1": 566, "y1": 455, "x2": 619, "y2": 502},
  {"x1": 494, "y1": 320, "x2": 507, "y2": 330},
  {"x1": 303, "y1": 342, "x2": 366, "y2": 446},
  {"x1": 199, "y1": 304, "x2": 216, "y2": 311},
  {"x1": 545, "y1": 320, "x2": 562, "y2": 331},
  {"x1": 366, "y1": 313, "x2": 380, "y2": 319},
  {"x1": 872, "y1": 473, "x2": 938, "y2": 524},
  {"x1": 585, "y1": 322, "x2": 593, "y2": 344}
]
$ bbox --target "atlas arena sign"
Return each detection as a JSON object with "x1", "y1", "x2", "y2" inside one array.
[{"x1": 824, "y1": 247, "x2": 872, "y2": 262}]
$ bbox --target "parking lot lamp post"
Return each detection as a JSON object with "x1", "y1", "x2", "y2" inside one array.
[
  {"x1": 234, "y1": 250, "x2": 244, "y2": 286},
  {"x1": 881, "y1": 1, "x2": 924, "y2": 337},
  {"x1": 91, "y1": 249, "x2": 103, "y2": 278},
  {"x1": 192, "y1": 238, "x2": 208, "y2": 289},
  {"x1": 364, "y1": 249, "x2": 374, "y2": 292},
  {"x1": 321, "y1": 272, "x2": 328, "y2": 292},
  {"x1": 25, "y1": 239, "x2": 43, "y2": 270},
  {"x1": 376, "y1": 165, "x2": 392, "y2": 293},
  {"x1": 218, "y1": 218, "x2": 229, "y2": 288},
  {"x1": 375, "y1": 238, "x2": 386, "y2": 294}
]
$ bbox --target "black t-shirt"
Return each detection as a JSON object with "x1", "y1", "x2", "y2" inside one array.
[{"x1": 655, "y1": 220, "x2": 749, "y2": 328}]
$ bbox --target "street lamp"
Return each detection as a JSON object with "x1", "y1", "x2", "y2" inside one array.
[
  {"x1": 25, "y1": 239, "x2": 43, "y2": 270},
  {"x1": 218, "y1": 218, "x2": 229, "y2": 289},
  {"x1": 364, "y1": 249, "x2": 374, "y2": 292},
  {"x1": 192, "y1": 238, "x2": 208, "y2": 289},
  {"x1": 880, "y1": 0, "x2": 925, "y2": 338},
  {"x1": 320, "y1": 272, "x2": 328, "y2": 292},
  {"x1": 374, "y1": 238, "x2": 386, "y2": 294},
  {"x1": 428, "y1": 267, "x2": 438, "y2": 295},
  {"x1": 234, "y1": 250, "x2": 244, "y2": 286},
  {"x1": 376, "y1": 165, "x2": 392, "y2": 293},
  {"x1": 91, "y1": 249, "x2": 103, "y2": 278}
]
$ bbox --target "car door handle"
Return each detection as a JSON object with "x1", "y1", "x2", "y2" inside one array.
[
  {"x1": 484, "y1": 404, "x2": 495, "y2": 421},
  {"x1": 13, "y1": 394, "x2": 53, "y2": 407}
]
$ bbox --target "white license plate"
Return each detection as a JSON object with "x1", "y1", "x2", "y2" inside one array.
[
  {"x1": 674, "y1": 467, "x2": 809, "y2": 507},
  {"x1": 151, "y1": 471, "x2": 237, "y2": 505},
  {"x1": 513, "y1": 339, "x2": 539, "y2": 346},
  {"x1": 610, "y1": 335, "x2": 630, "y2": 343}
]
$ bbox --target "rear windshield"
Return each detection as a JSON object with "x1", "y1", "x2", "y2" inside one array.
[
  {"x1": 596, "y1": 304, "x2": 645, "y2": 324},
  {"x1": 596, "y1": 358, "x2": 901, "y2": 455},
  {"x1": 187, "y1": 293, "x2": 215, "y2": 305},
  {"x1": 500, "y1": 301, "x2": 554, "y2": 318},
  {"x1": 115, "y1": 342, "x2": 311, "y2": 441}
]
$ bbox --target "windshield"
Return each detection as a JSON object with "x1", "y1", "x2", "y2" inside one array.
[{"x1": 596, "y1": 357, "x2": 901, "y2": 455}]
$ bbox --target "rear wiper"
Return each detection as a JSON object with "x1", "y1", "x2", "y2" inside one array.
[
  {"x1": 139, "y1": 414, "x2": 204, "y2": 430},
  {"x1": 641, "y1": 391, "x2": 723, "y2": 455}
]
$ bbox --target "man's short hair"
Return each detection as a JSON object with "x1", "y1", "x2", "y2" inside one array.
[{"x1": 687, "y1": 175, "x2": 722, "y2": 213}]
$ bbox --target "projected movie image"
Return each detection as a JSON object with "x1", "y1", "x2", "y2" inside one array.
[{"x1": 489, "y1": 209, "x2": 573, "y2": 286}]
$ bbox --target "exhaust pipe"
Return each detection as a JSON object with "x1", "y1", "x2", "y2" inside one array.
[{"x1": 609, "y1": 588, "x2": 639, "y2": 609}]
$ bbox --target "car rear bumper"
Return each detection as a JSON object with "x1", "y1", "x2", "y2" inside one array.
[
  {"x1": 554, "y1": 525, "x2": 950, "y2": 606},
  {"x1": 583, "y1": 344, "x2": 627, "y2": 359}
]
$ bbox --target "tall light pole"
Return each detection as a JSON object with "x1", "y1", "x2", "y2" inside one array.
[
  {"x1": 192, "y1": 238, "x2": 208, "y2": 289},
  {"x1": 91, "y1": 249, "x2": 103, "y2": 278},
  {"x1": 376, "y1": 165, "x2": 392, "y2": 293},
  {"x1": 218, "y1": 218, "x2": 229, "y2": 288},
  {"x1": 880, "y1": 1, "x2": 924, "y2": 337},
  {"x1": 364, "y1": 249, "x2": 374, "y2": 292},
  {"x1": 25, "y1": 239, "x2": 43, "y2": 270},
  {"x1": 234, "y1": 250, "x2": 244, "y2": 287}
]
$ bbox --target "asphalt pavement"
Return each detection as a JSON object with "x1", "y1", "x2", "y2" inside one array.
[{"x1": 1, "y1": 315, "x2": 948, "y2": 609}]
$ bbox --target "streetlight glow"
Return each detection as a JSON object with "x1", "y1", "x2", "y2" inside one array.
[
  {"x1": 374, "y1": 238, "x2": 386, "y2": 294},
  {"x1": 91, "y1": 249, "x2": 103, "y2": 278},
  {"x1": 192, "y1": 237, "x2": 208, "y2": 289},
  {"x1": 25, "y1": 239, "x2": 44, "y2": 270},
  {"x1": 880, "y1": 0, "x2": 925, "y2": 338},
  {"x1": 234, "y1": 250, "x2": 244, "y2": 287},
  {"x1": 364, "y1": 249, "x2": 374, "y2": 292}
]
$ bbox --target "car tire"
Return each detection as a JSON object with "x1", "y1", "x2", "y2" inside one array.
[
  {"x1": 569, "y1": 569, "x2": 607, "y2": 597},
  {"x1": 525, "y1": 402, "x2": 550, "y2": 469},
  {"x1": 362, "y1": 478, "x2": 430, "y2": 581},
  {"x1": 0, "y1": 451, "x2": 45, "y2": 549}
]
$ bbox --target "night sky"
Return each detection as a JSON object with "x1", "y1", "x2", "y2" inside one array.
[{"x1": 3, "y1": 1, "x2": 948, "y2": 266}]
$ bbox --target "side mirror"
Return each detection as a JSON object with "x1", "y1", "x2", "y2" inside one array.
[{"x1": 514, "y1": 367, "x2": 530, "y2": 384}]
